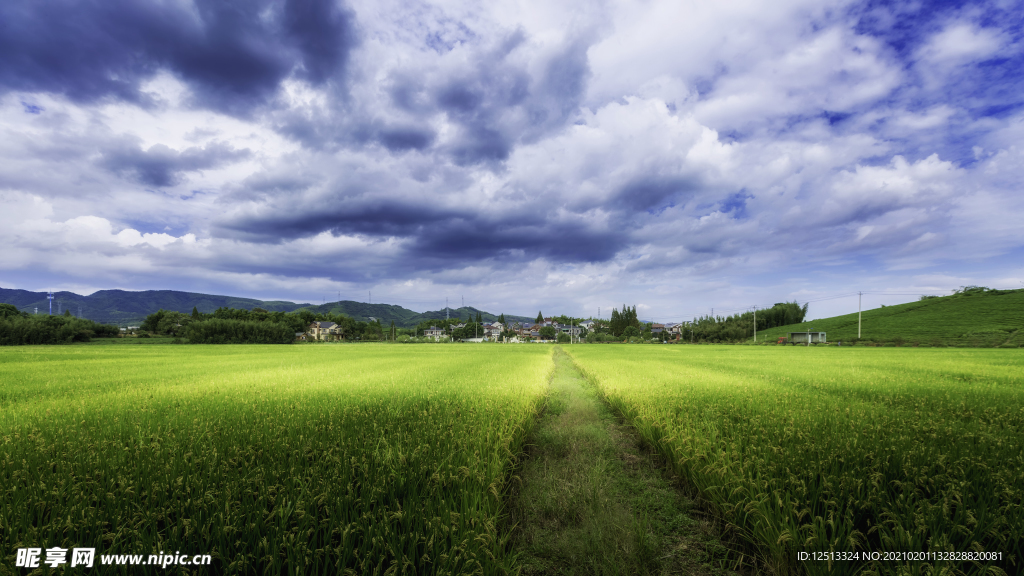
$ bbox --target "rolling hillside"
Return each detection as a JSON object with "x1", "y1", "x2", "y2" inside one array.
[
  {"x1": 297, "y1": 302, "x2": 532, "y2": 327},
  {"x1": 757, "y1": 288, "x2": 1024, "y2": 347},
  {"x1": 0, "y1": 287, "x2": 531, "y2": 328}
]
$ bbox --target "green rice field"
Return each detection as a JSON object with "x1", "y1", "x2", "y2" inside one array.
[
  {"x1": 2, "y1": 344, "x2": 1022, "y2": 575},
  {"x1": 567, "y1": 346, "x2": 1023, "y2": 575},
  {"x1": 0, "y1": 345, "x2": 550, "y2": 575}
]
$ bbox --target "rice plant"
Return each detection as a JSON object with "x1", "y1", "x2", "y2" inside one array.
[
  {"x1": 566, "y1": 346, "x2": 1023, "y2": 576},
  {"x1": 0, "y1": 345, "x2": 551, "y2": 575}
]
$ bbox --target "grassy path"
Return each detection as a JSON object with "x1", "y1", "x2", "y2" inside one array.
[{"x1": 508, "y1": 348, "x2": 747, "y2": 576}]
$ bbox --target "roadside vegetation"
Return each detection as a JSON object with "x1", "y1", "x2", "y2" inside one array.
[{"x1": 567, "y1": 345, "x2": 1023, "y2": 576}]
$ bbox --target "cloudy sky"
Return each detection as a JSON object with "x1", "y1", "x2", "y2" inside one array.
[{"x1": 2, "y1": 0, "x2": 1022, "y2": 321}]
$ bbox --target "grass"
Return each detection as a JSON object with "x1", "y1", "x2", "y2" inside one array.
[
  {"x1": 509, "y1": 349, "x2": 748, "y2": 576},
  {"x1": 566, "y1": 345, "x2": 1024, "y2": 576},
  {"x1": 0, "y1": 344, "x2": 551, "y2": 575},
  {"x1": 756, "y1": 288, "x2": 1024, "y2": 347}
]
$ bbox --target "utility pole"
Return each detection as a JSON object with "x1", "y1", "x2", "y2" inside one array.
[
  {"x1": 858, "y1": 291, "x2": 862, "y2": 339},
  {"x1": 48, "y1": 291, "x2": 53, "y2": 315},
  {"x1": 692, "y1": 316, "x2": 695, "y2": 343},
  {"x1": 753, "y1": 307, "x2": 756, "y2": 342}
]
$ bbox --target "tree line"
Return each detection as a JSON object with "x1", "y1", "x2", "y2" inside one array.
[
  {"x1": 0, "y1": 304, "x2": 119, "y2": 345},
  {"x1": 575, "y1": 301, "x2": 808, "y2": 343},
  {"x1": 141, "y1": 307, "x2": 397, "y2": 344},
  {"x1": 683, "y1": 301, "x2": 808, "y2": 343}
]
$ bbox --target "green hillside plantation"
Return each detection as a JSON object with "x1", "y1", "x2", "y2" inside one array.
[{"x1": 758, "y1": 288, "x2": 1024, "y2": 347}]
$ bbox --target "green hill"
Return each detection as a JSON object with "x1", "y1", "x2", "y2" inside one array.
[
  {"x1": 297, "y1": 302, "x2": 532, "y2": 328},
  {"x1": 0, "y1": 288, "x2": 532, "y2": 329},
  {"x1": 757, "y1": 288, "x2": 1024, "y2": 347},
  {"x1": 0, "y1": 288, "x2": 309, "y2": 325}
]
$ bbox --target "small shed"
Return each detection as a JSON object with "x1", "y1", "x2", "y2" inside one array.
[{"x1": 788, "y1": 331, "x2": 826, "y2": 344}]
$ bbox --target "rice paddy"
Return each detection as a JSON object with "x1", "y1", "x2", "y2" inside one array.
[
  {"x1": 2, "y1": 344, "x2": 1022, "y2": 575},
  {"x1": 566, "y1": 346, "x2": 1024, "y2": 576},
  {"x1": 0, "y1": 345, "x2": 551, "y2": 575}
]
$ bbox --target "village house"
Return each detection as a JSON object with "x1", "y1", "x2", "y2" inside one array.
[
  {"x1": 486, "y1": 322, "x2": 503, "y2": 338},
  {"x1": 558, "y1": 323, "x2": 582, "y2": 337},
  {"x1": 651, "y1": 323, "x2": 665, "y2": 334},
  {"x1": 423, "y1": 326, "x2": 446, "y2": 341},
  {"x1": 516, "y1": 322, "x2": 536, "y2": 339},
  {"x1": 307, "y1": 321, "x2": 336, "y2": 341}
]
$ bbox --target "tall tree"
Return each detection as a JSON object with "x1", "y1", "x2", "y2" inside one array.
[
  {"x1": 191, "y1": 306, "x2": 200, "y2": 319},
  {"x1": 536, "y1": 311, "x2": 544, "y2": 323},
  {"x1": 610, "y1": 308, "x2": 621, "y2": 336},
  {"x1": 498, "y1": 313, "x2": 506, "y2": 324},
  {"x1": 476, "y1": 312, "x2": 482, "y2": 323}
]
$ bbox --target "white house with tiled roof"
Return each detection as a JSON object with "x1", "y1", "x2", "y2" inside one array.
[{"x1": 307, "y1": 321, "x2": 336, "y2": 341}]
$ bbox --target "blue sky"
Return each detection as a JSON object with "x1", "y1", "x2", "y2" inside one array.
[{"x1": 1, "y1": 0, "x2": 1022, "y2": 321}]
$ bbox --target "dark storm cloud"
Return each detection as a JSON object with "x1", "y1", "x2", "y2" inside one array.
[
  {"x1": 219, "y1": 198, "x2": 464, "y2": 241},
  {"x1": 408, "y1": 218, "x2": 622, "y2": 266},
  {"x1": 423, "y1": 32, "x2": 590, "y2": 166},
  {"x1": 615, "y1": 178, "x2": 698, "y2": 212},
  {"x1": 432, "y1": 67, "x2": 528, "y2": 165},
  {"x1": 377, "y1": 126, "x2": 436, "y2": 152},
  {"x1": 215, "y1": 174, "x2": 628, "y2": 265},
  {"x1": 0, "y1": 0, "x2": 356, "y2": 115},
  {"x1": 448, "y1": 126, "x2": 512, "y2": 164},
  {"x1": 531, "y1": 38, "x2": 592, "y2": 128},
  {"x1": 283, "y1": 0, "x2": 356, "y2": 84},
  {"x1": 100, "y1": 140, "x2": 252, "y2": 187}
]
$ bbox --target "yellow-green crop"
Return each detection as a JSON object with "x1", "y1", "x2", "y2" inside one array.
[
  {"x1": 566, "y1": 346, "x2": 1023, "y2": 576},
  {"x1": 1, "y1": 345, "x2": 551, "y2": 575}
]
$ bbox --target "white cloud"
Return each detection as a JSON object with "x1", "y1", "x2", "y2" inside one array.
[
  {"x1": 917, "y1": 22, "x2": 1006, "y2": 66},
  {"x1": 2, "y1": 0, "x2": 1023, "y2": 320}
]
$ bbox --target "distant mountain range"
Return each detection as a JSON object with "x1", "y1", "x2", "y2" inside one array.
[{"x1": 0, "y1": 287, "x2": 532, "y2": 328}]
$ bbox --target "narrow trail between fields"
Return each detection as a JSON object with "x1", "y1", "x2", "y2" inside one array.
[{"x1": 507, "y1": 347, "x2": 745, "y2": 576}]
